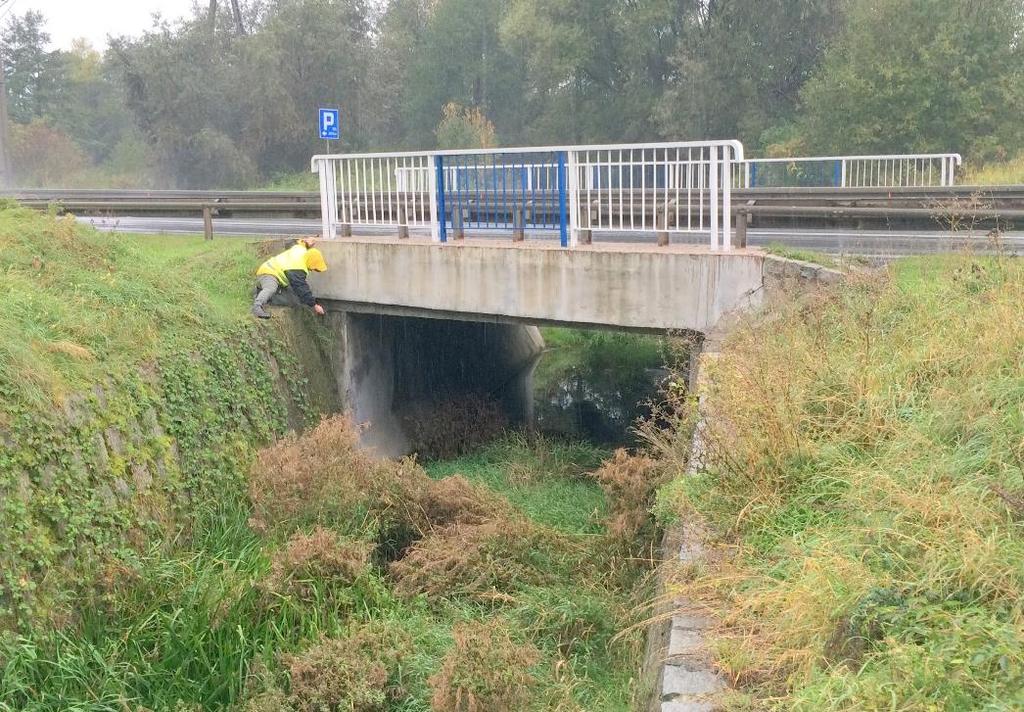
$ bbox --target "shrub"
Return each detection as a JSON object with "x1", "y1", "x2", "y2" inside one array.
[
  {"x1": 267, "y1": 527, "x2": 372, "y2": 600},
  {"x1": 284, "y1": 623, "x2": 409, "y2": 712},
  {"x1": 429, "y1": 620, "x2": 539, "y2": 712},
  {"x1": 405, "y1": 395, "x2": 508, "y2": 460},
  {"x1": 591, "y1": 449, "x2": 662, "y2": 544},
  {"x1": 390, "y1": 519, "x2": 581, "y2": 604}
]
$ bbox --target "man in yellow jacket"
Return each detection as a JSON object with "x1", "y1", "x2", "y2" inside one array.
[{"x1": 252, "y1": 238, "x2": 328, "y2": 319}]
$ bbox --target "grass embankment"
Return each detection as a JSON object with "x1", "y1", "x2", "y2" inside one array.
[
  {"x1": 2, "y1": 426, "x2": 658, "y2": 710},
  {"x1": 657, "y1": 255, "x2": 1024, "y2": 709},
  {"x1": 964, "y1": 156, "x2": 1024, "y2": 185},
  {"x1": 1, "y1": 207, "x2": 330, "y2": 633},
  {"x1": 0, "y1": 204, "x2": 256, "y2": 410}
]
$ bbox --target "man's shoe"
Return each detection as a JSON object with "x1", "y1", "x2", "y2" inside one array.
[{"x1": 252, "y1": 305, "x2": 271, "y2": 319}]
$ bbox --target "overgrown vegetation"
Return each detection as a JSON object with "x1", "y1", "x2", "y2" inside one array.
[
  {"x1": 654, "y1": 255, "x2": 1024, "y2": 709},
  {"x1": 0, "y1": 207, "x2": 329, "y2": 631},
  {"x1": 2, "y1": 419, "x2": 659, "y2": 710}
]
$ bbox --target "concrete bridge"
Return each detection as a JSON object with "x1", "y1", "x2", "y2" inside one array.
[{"x1": 308, "y1": 236, "x2": 838, "y2": 455}]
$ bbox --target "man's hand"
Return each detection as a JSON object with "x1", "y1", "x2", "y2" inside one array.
[{"x1": 313, "y1": 304, "x2": 326, "y2": 316}]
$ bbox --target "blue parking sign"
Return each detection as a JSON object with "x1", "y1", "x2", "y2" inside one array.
[{"x1": 319, "y1": 108, "x2": 340, "y2": 140}]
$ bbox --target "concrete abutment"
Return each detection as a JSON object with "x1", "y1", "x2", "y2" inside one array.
[{"x1": 322, "y1": 309, "x2": 543, "y2": 456}]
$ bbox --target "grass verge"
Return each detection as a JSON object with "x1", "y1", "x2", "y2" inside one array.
[{"x1": 655, "y1": 254, "x2": 1024, "y2": 709}]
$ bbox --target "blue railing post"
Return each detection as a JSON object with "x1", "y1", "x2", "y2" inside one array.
[
  {"x1": 750, "y1": 162, "x2": 758, "y2": 188},
  {"x1": 833, "y1": 160, "x2": 842, "y2": 187},
  {"x1": 557, "y1": 151, "x2": 569, "y2": 247},
  {"x1": 435, "y1": 155, "x2": 447, "y2": 243}
]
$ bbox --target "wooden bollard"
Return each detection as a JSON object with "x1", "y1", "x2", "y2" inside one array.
[
  {"x1": 397, "y1": 203, "x2": 409, "y2": 239},
  {"x1": 455, "y1": 206, "x2": 467, "y2": 240},
  {"x1": 512, "y1": 206, "x2": 525, "y2": 242},
  {"x1": 202, "y1": 206, "x2": 213, "y2": 241}
]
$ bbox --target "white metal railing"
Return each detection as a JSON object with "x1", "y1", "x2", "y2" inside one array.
[
  {"x1": 311, "y1": 140, "x2": 744, "y2": 249},
  {"x1": 734, "y1": 153, "x2": 962, "y2": 189}
]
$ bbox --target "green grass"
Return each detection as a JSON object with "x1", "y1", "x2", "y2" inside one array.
[
  {"x1": 1, "y1": 436, "x2": 646, "y2": 711},
  {"x1": 0, "y1": 209, "x2": 651, "y2": 710},
  {"x1": 425, "y1": 434, "x2": 611, "y2": 534},
  {"x1": 0, "y1": 205, "x2": 260, "y2": 409},
  {"x1": 657, "y1": 254, "x2": 1024, "y2": 709},
  {"x1": 964, "y1": 155, "x2": 1024, "y2": 185},
  {"x1": 254, "y1": 172, "x2": 320, "y2": 192},
  {"x1": 764, "y1": 242, "x2": 838, "y2": 268}
]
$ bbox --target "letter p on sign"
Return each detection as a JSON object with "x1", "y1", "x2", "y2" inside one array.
[{"x1": 319, "y1": 108, "x2": 340, "y2": 141}]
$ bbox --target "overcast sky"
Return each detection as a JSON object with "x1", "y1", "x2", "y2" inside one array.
[{"x1": 6, "y1": 0, "x2": 197, "y2": 50}]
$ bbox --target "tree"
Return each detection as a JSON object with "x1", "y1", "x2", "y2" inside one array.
[
  {"x1": 403, "y1": 0, "x2": 527, "y2": 147},
  {"x1": 8, "y1": 119, "x2": 88, "y2": 186},
  {"x1": 657, "y1": 0, "x2": 843, "y2": 146},
  {"x1": 208, "y1": 0, "x2": 248, "y2": 34},
  {"x1": 798, "y1": 0, "x2": 1024, "y2": 161},
  {"x1": 1, "y1": 11, "x2": 67, "y2": 123},
  {"x1": 435, "y1": 102, "x2": 497, "y2": 149}
]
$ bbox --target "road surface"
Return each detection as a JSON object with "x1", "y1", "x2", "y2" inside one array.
[{"x1": 81, "y1": 216, "x2": 1024, "y2": 259}]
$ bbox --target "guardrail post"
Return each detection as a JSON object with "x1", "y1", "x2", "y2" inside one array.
[
  {"x1": 397, "y1": 202, "x2": 409, "y2": 239},
  {"x1": 434, "y1": 155, "x2": 447, "y2": 243},
  {"x1": 722, "y1": 148, "x2": 732, "y2": 250},
  {"x1": 566, "y1": 150, "x2": 580, "y2": 247},
  {"x1": 748, "y1": 162, "x2": 756, "y2": 189},
  {"x1": 454, "y1": 206, "x2": 466, "y2": 240}
]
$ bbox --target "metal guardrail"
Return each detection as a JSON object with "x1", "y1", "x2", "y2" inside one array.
[
  {"x1": 735, "y1": 153, "x2": 962, "y2": 189},
  {"x1": 312, "y1": 141, "x2": 745, "y2": 249},
  {"x1": 6, "y1": 182, "x2": 1022, "y2": 242}
]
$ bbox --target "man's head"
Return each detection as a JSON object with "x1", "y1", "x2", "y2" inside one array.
[
  {"x1": 299, "y1": 236, "x2": 319, "y2": 249},
  {"x1": 305, "y1": 248, "x2": 327, "y2": 272}
]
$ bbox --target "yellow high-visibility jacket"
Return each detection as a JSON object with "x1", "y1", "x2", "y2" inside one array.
[{"x1": 257, "y1": 244, "x2": 310, "y2": 286}]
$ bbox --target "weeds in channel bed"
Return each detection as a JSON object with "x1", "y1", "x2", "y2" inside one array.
[{"x1": 4, "y1": 418, "x2": 657, "y2": 710}]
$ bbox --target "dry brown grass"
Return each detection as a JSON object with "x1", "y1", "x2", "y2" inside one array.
[
  {"x1": 652, "y1": 256, "x2": 1024, "y2": 706},
  {"x1": 591, "y1": 449, "x2": 662, "y2": 544},
  {"x1": 283, "y1": 623, "x2": 410, "y2": 712},
  {"x1": 390, "y1": 519, "x2": 580, "y2": 604},
  {"x1": 415, "y1": 474, "x2": 515, "y2": 528},
  {"x1": 249, "y1": 415, "x2": 513, "y2": 539},
  {"x1": 405, "y1": 394, "x2": 508, "y2": 460},
  {"x1": 267, "y1": 527, "x2": 373, "y2": 600},
  {"x1": 429, "y1": 620, "x2": 540, "y2": 712}
]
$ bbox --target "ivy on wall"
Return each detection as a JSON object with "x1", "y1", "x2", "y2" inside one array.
[{"x1": 0, "y1": 324, "x2": 322, "y2": 632}]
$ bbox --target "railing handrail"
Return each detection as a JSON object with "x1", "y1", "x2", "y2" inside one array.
[
  {"x1": 311, "y1": 139, "x2": 744, "y2": 170},
  {"x1": 740, "y1": 152, "x2": 961, "y2": 166}
]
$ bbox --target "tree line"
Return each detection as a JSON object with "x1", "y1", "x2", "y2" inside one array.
[{"x1": 3, "y1": 0, "x2": 1023, "y2": 188}]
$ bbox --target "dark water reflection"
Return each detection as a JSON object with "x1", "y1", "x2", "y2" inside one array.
[{"x1": 531, "y1": 329, "x2": 668, "y2": 446}]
